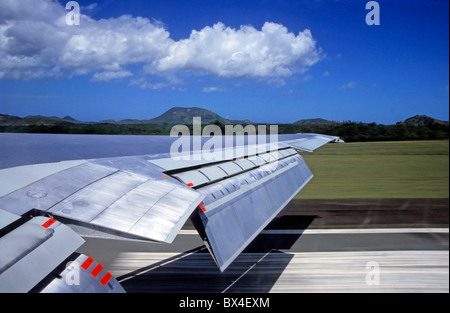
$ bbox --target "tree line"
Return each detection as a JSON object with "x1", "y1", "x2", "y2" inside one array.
[{"x1": 0, "y1": 120, "x2": 448, "y2": 142}]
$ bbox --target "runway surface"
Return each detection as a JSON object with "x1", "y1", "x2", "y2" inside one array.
[{"x1": 77, "y1": 198, "x2": 449, "y2": 293}]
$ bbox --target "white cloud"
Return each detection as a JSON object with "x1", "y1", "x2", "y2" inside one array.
[
  {"x1": 341, "y1": 81, "x2": 358, "y2": 89},
  {"x1": 0, "y1": 0, "x2": 323, "y2": 86},
  {"x1": 82, "y1": 3, "x2": 98, "y2": 11},
  {"x1": 154, "y1": 22, "x2": 322, "y2": 78},
  {"x1": 128, "y1": 77, "x2": 168, "y2": 90},
  {"x1": 0, "y1": 0, "x2": 172, "y2": 80},
  {"x1": 91, "y1": 70, "x2": 133, "y2": 81},
  {"x1": 201, "y1": 86, "x2": 225, "y2": 93},
  {"x1": 57, "y1": 15, "x2": 173, "y2": 75}
]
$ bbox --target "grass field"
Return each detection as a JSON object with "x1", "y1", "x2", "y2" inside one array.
[{"x1": 297, "y1": 140, "x2": 449, "y2": 199}]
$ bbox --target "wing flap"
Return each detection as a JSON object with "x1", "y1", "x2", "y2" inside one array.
[
  {"x1": 191, "y1": 154, "x2": 313, "y2": 271},
  {"x1": 0, "y1": 162, "x2": 118, "y2": 216},
  {"x1": 0, "y1": 158, "x2": 204, "y2": 243},
  {"x1": 125, "y1": 181, "x2": 203, "y2": 243},
  {"x1": 0, "y1": 216, "x2": 85, "y2": 293},
  {"x1": 0, "y1": 209, "x2": 20, "y2": 230},
  {"x1": 47, "y1": 171, "x2": 147, "y2": 222}
]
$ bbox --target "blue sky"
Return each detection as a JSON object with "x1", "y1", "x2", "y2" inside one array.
[{"x1": 0, "y1": 0, "x2": 448, "y2": 124}]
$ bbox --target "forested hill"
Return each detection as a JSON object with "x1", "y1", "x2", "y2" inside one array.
[{"x1": 0, "y1": 109, "x2": 448, "y2": 142}]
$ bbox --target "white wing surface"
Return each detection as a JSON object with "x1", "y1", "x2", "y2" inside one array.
[{"x1": 0, "y1": 133, "x2": 342, "y2": 291}]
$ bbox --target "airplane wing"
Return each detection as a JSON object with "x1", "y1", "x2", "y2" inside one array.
[{"x1": 0, "y1": 133, "x2": 342, "y2": 292}]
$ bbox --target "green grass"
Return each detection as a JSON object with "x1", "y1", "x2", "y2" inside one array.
[{"x1": 297, "y1": 140, "x2": 449, "y2": 199}]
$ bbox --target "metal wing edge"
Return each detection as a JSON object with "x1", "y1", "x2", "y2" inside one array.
[{"x1": 0, "y1": 212, "x2": 125, "y2": 293}]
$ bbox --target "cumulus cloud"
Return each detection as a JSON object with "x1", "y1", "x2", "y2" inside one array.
[
  {"x1": 0, "y1": 0, "x2": 323, "y2": 86},
  {"x1": 153, "y1": 22, "x2": 322, "y2": 78},
  {"x1": 0, "y1": 0, "x2": 172, "y2": 80},
  {"x1": 59, "y1": 15, "x2": 172, "y2": 73}
]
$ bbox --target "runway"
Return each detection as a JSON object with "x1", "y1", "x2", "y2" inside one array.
[
  {"x1": 77, "y1": 198, "x2": 449, "y2": 293},
  {"x1": 108, "y1": 250, "x2": 448, "y2": 293}
]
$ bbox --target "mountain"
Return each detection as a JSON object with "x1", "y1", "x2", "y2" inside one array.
[
  {"x1": 398, "y1": 115, "x2": 449, "y2": 127},
  {"x1": 0, "y1": 114, "x2": 22, "y2": 124},
  {"x1": 1, "y1": 107, "x2": 238, "y2": 126},
  {"x1": 62, "y1": 116, "x2": 79, "y2": 122},
  {"x1": 148, "y1": 107, "x2": 232, "y2": 125},
  {"x1": 0, "y1": 114, "x2": 78, "y2": 125},
  {"x1": 97, "y1": 107, "x2": 244, "y2": 125},
  {"x1": 1, "y1": 110, "x2": 448, "y2": 142},
  {"x1": 2, "y1": 111, "x2": 448, "y2": 128},
  {"x1": 293, "y1": 118, "x2": 334, "y2": 125}
]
